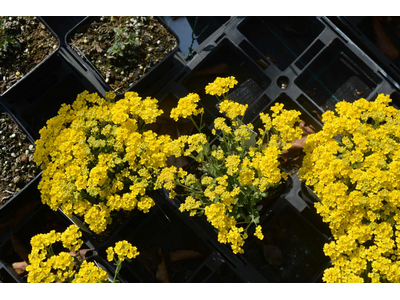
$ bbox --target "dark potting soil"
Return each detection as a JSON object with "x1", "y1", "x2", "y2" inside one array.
[
  {"x1": 69, "y1": 16, "x2": 178, "y2": 93},
  {"x1": 0, "y1": 16, "x2": 58, "y2": 94},
  {"x1": 0, "y1": 109, "x2": 40, "y2": 208}
]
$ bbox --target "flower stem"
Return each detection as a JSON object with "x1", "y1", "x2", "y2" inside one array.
[{"x1": 113, "y1": 260, "x2": 122, "y2": 283}]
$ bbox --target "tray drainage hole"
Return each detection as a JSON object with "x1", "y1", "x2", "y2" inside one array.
[{"x1": 277, "y1": 76, "x2": 289, "y2": 90}]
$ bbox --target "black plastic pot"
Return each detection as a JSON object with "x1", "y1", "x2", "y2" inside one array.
[
  {"x1": 240, "y1": 198, "x2": 331, "y2": 283},
  {"x1": 1, "y1": 45, "x2": 107, "y2": 139},
  {"x1": 0, "y1": 101, "x2": 41, "y2": 212},
  {"x1": 58, "y1": 203, "x2": 140, "y2": 251},
  {"x1": 85, "y1": 255, "x2": 128, "y2": 283},
  {"x1": 64, "y1": 17, "x2": 182, "y2": 97},
  {"x1": 0, "y1": 260, "x2": 24, "y2": 283},
  {"x1": 0, "y1": 17, "x2": 60, "y2": 97},
  {"x1": 91, "y1": 191, "x2": 250, "y2": 283},
  {"x1": 329, "y1": 17, "x2": 400, "y2": 90}
]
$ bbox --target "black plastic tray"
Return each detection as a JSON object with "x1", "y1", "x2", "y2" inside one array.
[
  {"x1": 91, "y1": 191, "x2": 250, "y2": 283},
  {"x1": 0, "y1": 260, "x2": 24, "y2": 283},
  {"x1": 0, "y1": 17, "x2": 61, "y2": 97},
  {"x1": 64, "y1": 17, "x2": 182, "y2": 97}
]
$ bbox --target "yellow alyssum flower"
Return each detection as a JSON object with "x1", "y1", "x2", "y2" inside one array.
[
  {"x1": 107, "y1": 240, "x2": 140, "y2": 262},
  {"x1": 61, "y1": 225, "x2": 83, "y2": 252},
  {"x1": 254, "y1": 225, "x2": 264, "y2": 240},
  {"x1": 170, "y1": 93, "x2": 204, "y2": 121},
  {"x1": 34, "y1": 91, "x2": 174, "y2": 234},
  {"x1": 299, "y1": 94, "x2": 400, "y2": 283},
  {"x1": 72, "y1": 261, "x2": 109, "y2": 283},
  {"x1": 205, "y1": 76, "x2": 238, "y2": 96},
  {"x1": 219, "y1": 100, "x2": 248, "y2": 120},
  {"x1": 159, "y1": 77, "x2": 303, "y2": 255}
]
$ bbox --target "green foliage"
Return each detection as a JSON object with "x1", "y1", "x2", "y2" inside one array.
[
  {"x1": 0, "y1": 20, "x2": 20, "y2": 58},
  {"x1": 107, "y1": 27, "x2": 139, "y2": 57}
]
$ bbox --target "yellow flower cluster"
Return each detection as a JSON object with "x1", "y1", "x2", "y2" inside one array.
[
  {"x1": 61, "y1": 224, "x2": 84, "y2": 252},
  {"x1": 26, "y1": 225, "x2": 106, "y2": 283},
  {"x1": 205, "y1": 76, "x2": 238, "y2": 96},
  {"x1": 71, "y1": 261, "x2": 108, "y2": 283},
  {"x1": 25, "y1": 226, "x2": 138, "y2": 283},
  {"x1": 254, "y1": 225, "x2": 264, "y2": 240},
  {"x1": 27, "y1": 229, "x2": 69, "y2": 283},
  {"x1": 298, "y1": 94, "x2": 400, "y2": 283},
  {"x1": 170, "y1": 93, "x2": 204, "y2": 121},
  {"x1": 270, "y1": 103, "x2": 303, "y2": 145},
  {"x1": 179, "y1": 196, "x2": 202, "y2": 216},
  {"x1": 219, "y1": 100, "x2": 248, "y2": 121},
  {"x1": 34, "y1": 91, "x2": 181, "y2": 234},
  {"x1": 106, "y1": 240, "x2": 140, "y2": 262},
  {"x1": 158, "y1": 76, "x2": 303, "y2": 254}
]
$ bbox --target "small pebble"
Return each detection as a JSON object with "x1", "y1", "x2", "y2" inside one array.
[
  {"x1": 28, "y1": 145, "x2": 34, "y2": 150},
  {"x1": 156, "y1": 40, "x2": 161, "y2": 45},
  {"x1": 53, "y1": 45, "x2": 57, "y2": 50},
  {"x1": 105, "y1": 78, "x2": 109, "y2": 83},
  {"x1": 9, "y1": 133, "x2": 15, "y2": 138},
  {"x1": 16, "y1": 71, "x2": 20, "y2": 76},
  {"x1": 11, "y1": 153, "x2": 16, "y2": 158}
]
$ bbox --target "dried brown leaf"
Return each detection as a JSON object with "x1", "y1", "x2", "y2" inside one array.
[
  {"x1": 92, "y1": 41, "x2": 103, "y2": 53},
  {"x1": 12, "y1": 261, "x2": 27, "y2": 275},
  {"x1": 69, "y1": 248, "x2": 95, "y2": 262},
  {"x1": 169, "y1": 250, "x2": 204, "y2": 262},
  {"x1": 156, "y1": 248, "x2": 169, "y2": 283},
  {"x1": 263, "y1": 244, "x2": 284, "y2": 267},
  {"x1": 192, "y1": 63, "x2": 230, "y2": 78}
]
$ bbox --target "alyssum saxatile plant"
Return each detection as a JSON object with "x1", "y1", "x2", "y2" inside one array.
[
  {"x1": 156, "y1": 76, "x2": 303, "y2": 254},
  {"x1": 299, "y1": 94, "x2": 400, "y2": 283},
  {"x1": 34, "y1": 91, "x2": 182, "y2": 233},
  {"x1": 26, "y1": 224, "x2": 138, "y2": 283}
]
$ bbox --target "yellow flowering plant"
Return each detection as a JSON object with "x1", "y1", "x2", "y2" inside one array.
[
  {"x1": 298, "y1": 94, "x2": 400, "y2": 283},
  {"x1": 106, "y1": 240, "x2": 140, "y2": 283},
  {"x1": 156, "y1": 77, "x2": 303, "y2": 254},
  {"x1": 25, "y1": 225, "x2": 135, "y2": 283},
  {"x1": 34, "y1": 91, "x2": 181, "y2": 234}
]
